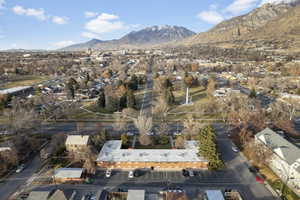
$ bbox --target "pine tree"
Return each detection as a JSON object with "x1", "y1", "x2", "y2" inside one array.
[{"x1": 97, "y1": 90, "x2": 105, "y2": 108}]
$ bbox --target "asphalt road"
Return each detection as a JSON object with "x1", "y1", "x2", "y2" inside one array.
[
  {"x1": 0, "y1": 155, "x2": 41, "y2": 200},
  {"x1": 139, "y1": 58, "x2": 153, "y2": 117}
]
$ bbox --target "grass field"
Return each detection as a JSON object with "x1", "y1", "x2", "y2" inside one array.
[
  {"x1": 2, "y1": 75, "x2": 49, "y2": 89},
  {"x1": 165, "y1": 86, "x2": 215, "y2": 120}
]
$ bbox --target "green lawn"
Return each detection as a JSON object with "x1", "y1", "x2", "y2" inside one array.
[{"x1": 164, "y1": 86, "x2": 217, "y2": 120}]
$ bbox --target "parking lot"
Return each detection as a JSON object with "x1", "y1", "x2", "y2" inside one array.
[{"x1": 94, "y1": 169, "x2": 240, "y2": 184}]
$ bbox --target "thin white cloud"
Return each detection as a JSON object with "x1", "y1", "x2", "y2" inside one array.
[
  {"x1": 84, "y1": 11, "x2": 98, "y2": 18},
  {"x1": 12, "y1": 5, "x2": 47, "y2": 21},
  {"x1": 197, "y1": 10, "x2": 225, "y2": 24},
  {"x1": 12, "y1": 5, "x2": 70, "y2": 25},
  {"x1": 0, "y1": 0, "x2": 5, "y2": 9},
  {"x1": 52, "y1": 40, "x2": 75, "y2": 48},
  {"x1": 52, "y1": 16, "x2": 69, "y2": 24},
  {"x1": 260, "y1": 0, "x2": 298, "y2": 5},
  {"x1": 81, "y1": 32, "x2": 100, "y2": 39},
  {"x1": 225, "y1": 0, "x2": 259, "y2": 15},
  {"x1": 97, "y1": 13, "x2": 119, "y2": 20},
  {"x1": 84, "y1": 13, "x2": 126, "y2": 34}
]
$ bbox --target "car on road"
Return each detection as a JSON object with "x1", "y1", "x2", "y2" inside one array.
[
  {"x1": 105, "y1": 169, "x2": 112, "y2": 178},
  {"x1": 16, "y1": 164, "x2": 25, "y2": 173},
  {"x1": 128, "y1": 171, "x2": 134, "y2": 178},
  {"x1": 232, "y1": 146, "x2": 239, "y2": 153},
  {"x1": 173, "y1": 131, "x2": 182, "y2": 136},
  {"x1": 126, "y1": 132, "x2": 135, "y2": 136},
  {"x1": 146, "y1": 131, "x2": 155, "y2": 136}
]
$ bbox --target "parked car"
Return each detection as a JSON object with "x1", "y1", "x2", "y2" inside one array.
[
  {"x1": 146, "y1": 131, "x2": 154, "y2": 136},
  {"x1": 126, "y1": 132, "x2": 135, "y2": 136},
  {"x1": 105, "y1": 169, "x2": 112, "y2": 178},
  {"x1": 128, "y1": 171, "x2": 134, "y2": 178},
  {"x1": 248, "y1": 166, "x2": 258, "y2": 174},
  {"x1": 187, "y1": 169, "x2": 194, "y2": 177},
  {"x1": 255, "y1": 175, "x2": 264, "y2": 184},
  {"x1": 165, "y1": 187, "x2": 184, "y2": 193},
  {"x1": 182, "y1": 169, "x2": 189, "y2": 177},
  {"x1": 133, "y1": 170, "x2": 140, "y2": 177},
  {"x1": 232, "y1": 146, "x2": 239, "y2": 153},
  {"x1": 173, "y1": 131, "x2": 182, "y2": 136},
  {"x1": 16, "y1": 164, "x2": 25, "y2": 173}
]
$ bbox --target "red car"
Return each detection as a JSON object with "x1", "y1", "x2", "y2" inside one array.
[{"x1": 256, "y1": 176, "x2": 265, "y2": 184}]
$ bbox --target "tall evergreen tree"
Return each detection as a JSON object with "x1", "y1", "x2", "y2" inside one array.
[{"x1": 97, "y1": 90, "x2": 105, "y2": 108}]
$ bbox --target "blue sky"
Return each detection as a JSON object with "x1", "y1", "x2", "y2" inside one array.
[{"x1": 0, "y1": 0, "x2": 290, "y2": 49}]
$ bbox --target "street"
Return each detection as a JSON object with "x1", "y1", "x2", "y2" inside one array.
[{"x1": 0, "y1": 155, "x2": 41, "y2": 200}]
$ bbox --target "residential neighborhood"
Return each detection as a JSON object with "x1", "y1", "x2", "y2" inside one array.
[{"x1": 1, "y1": 0, "x2": 300, "y2": 200}]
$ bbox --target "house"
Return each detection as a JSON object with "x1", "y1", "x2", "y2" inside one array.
[
  {"x1": 96, "y1": 140, "x2": 208, "y2": 170},
  {"x1": 48, "y1": 189, "x2": 77, "y2": 200},
  {"x1": 204, "y1": 190, "x2": 225, "y2": 200},
  {"x1": 53, "y1": 168, "x2": 84, "y2": 183},
  {"x1": 26, "y1": 190, "x2": 53, "y2": 200},
  {"x1": 255, "y1": 128, "x2": 300, "y2": 193},
  {"x1": 127, "y1": 190, "x2": 145, "y2": 200},
  {"x1": 65, "y1": 135, "x2": 90, "y2": 152},
  {"x1": 0, "y1": 147, "x2": 11, "y2": 153},
  {"x1": 165, "y1": 192, "x2": 189, "y2": 200},
  {"x1": 0, "y1": 86, "x2": 34, "y2": 98}
]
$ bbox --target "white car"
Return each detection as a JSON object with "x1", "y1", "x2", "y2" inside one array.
[
  {"x1": 173, "y1": 131, "x2": 182, "y2": 136},
  {"x1": 187, "y1": 169, "x2": 195, "y2": 177},
  {"x1": 128, "y1": 171, "x2": 134, "y2": 179},
  {"x1": 16, "y1": 164, "x2": 25, "y2": 173},
  {"x1": 105, "y1": 169, "x2": 112, "y2": 178},
  {"x1": 232, "y1": 146, "x2": 239, "y2": 153},
  {"x1": 146, "y1": 132, "x2": 154, "y2": 136},
  {"x1": 126, "y1": 132, "x2": 134, "y2": 136}
]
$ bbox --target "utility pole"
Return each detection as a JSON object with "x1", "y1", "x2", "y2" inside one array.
[{"x1": 185, "y1": 87, "x2": 189, "y2": 105}]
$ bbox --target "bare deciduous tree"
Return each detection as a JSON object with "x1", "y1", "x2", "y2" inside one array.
[
  {"x1": 245, "y1": 139, "x2": 273, "y2": 167},
  {"x1": 133, "y1": 114, "x2": 152, "y2": 136},
  {"x1": 206, "y1": 78, "x2": 216, "y2": 99},
  {"x1": 138, "y1": 134, "x2": 152, "y2": 146},
  {"x1": 153, "y1": 96, "x2": 169, "y2": 119},
  {"x1": 175, "y1": 136, "x2": 185, "y2": 149}
]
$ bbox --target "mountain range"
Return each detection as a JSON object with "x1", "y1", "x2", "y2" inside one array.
[
  {"x1": 62, "y1": 25, "x2": 195, "y2": 51},
  {"x1": 62, "y1": 1, "x2": 300, "y2": 51},
  {"x1": 177, "y1": 1, "x2": 300, "y2": 49}
]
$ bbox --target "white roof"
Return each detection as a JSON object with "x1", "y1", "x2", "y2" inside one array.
[
  {"x1": 0, "y1": 147, "x2": 11, "y2": 152},
  {"x1": 65, "y1": 135, "x2": 89, "y2": 146},
  {"x1": 206, "y1": 190, "x2": 225, "y2": 200},
  {"x1": 0, "y1": 86, "x2": 32, "y2": 95},
  {"x1": 97, "y1": 140, "x2": 207, "y2": 163},
  {"x1": 54, "y1": 168, "x2": 83, "y2": 179},
  {"x1": 127, "y1": 190, "x2": 145, "y2": 200}
]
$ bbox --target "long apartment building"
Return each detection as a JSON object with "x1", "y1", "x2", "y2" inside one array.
[{"x1": 96, "y1": 140, "x2": 208, "y2": 170}]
